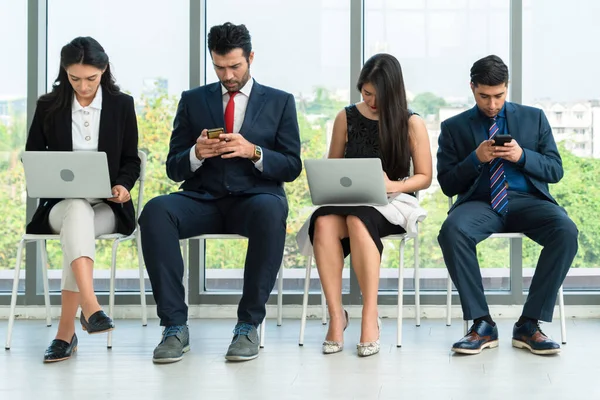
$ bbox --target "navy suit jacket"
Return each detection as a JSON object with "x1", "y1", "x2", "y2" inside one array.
[
  {"x1": 437, "y1": 102, "x2": 563, "y2": 211},
  {"x1": 166, "y1": 80, "x2": 302, "y2": 200}
]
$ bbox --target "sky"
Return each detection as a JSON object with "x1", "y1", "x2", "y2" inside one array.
[{"x1": 2, "y1": 0, "x2": 600, "y2": 104}]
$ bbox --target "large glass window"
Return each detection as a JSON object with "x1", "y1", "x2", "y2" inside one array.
[
  {"x1": 365, "y1": 0, "x2": 511, "y2": 292},
  {"x1": 0, "y1": 2, "x2": 27, "y2": 293},
  {"x1": 522, "y1": 0, "x2": 600, "y2": 291},
  {"x1": 204, "y1": 0, "x2": 351, "y2": 292},
  {"x1": 46, "y1": 0, "x2": 189, "y2": 291}
]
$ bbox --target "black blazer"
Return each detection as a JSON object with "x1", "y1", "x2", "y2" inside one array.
[
  {"x1": 166, "y1": 80, "x2": 302, "y2": 200},
  {"x1": 25, "y1": 89, "x2": 140, "y2": 235},
  {"x1": 437, "y1": 102, "x2": 563, "y2": 211}
]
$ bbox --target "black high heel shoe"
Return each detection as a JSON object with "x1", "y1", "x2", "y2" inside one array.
[
  {"x1": 80, "y1": 310, "x2": 115, "y2": 334},
  {"x1": 43, "y1": 334, "x2": 78, "y2": 363}
]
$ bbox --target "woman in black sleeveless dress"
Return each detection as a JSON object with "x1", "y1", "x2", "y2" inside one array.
[{"x1": 309, "y1": 53, "x2": 432, "y2": 356}]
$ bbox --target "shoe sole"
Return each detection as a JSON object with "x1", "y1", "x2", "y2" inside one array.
[
  {"x1": 512, "y1": 339, "x2": 561, "y2": 355},
  {"x1": 43, "y1": 346, "x2": 77, "y2": 363},
  {"x1": 224, "y1": 353, "x2": 259, "y2": 361},
  {"x1": 452, "y1": 340, "x2": 499, "y2": 355},
  {"x1": 152, "y1": 344, "x2": 190, "y2": 364},
  {"x1": 81, "y1": 326, "x2": 115, "y2": 335}
]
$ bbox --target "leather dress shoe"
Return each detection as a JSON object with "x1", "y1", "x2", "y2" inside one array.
[
  {"x1": 451, "y1": 319, "x2": 499, "y2": 355},
  {"x1": 43, "y1": 334, "x2": 78, "y2": 363},
  {"x1": 512, "y1": 320, "x2": 560, "y2": 355},
  {"x1": 80, "y1": 310, "x2": 115, "y2": 334}
]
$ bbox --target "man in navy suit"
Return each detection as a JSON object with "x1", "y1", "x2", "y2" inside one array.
[
  {"x1": 437, "y1": 55, "x2": 578, "y2": 356},
  {"x1": 139, "y1": 22, "x2": 302, "y2": 363}
]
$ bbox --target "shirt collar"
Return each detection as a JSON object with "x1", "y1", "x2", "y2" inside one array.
[
  {"x1": 221, "y1": 77, "x2": 253, "y2": 98},
  {"x1": 476, "y1": 102, "x2": 506, "y2": 121},
  {"x1": 72, "y1": 85, "x2": 103, "y2": 113}
]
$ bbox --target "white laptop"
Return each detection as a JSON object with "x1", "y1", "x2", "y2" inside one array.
[
  {"x1": 304, "y1": 158, "x2": 388, "y2": 206},
  {"x1": 22, "y1": 151, "x2": 116, "y2": 199}
]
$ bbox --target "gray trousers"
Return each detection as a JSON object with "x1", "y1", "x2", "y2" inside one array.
[{"x1": 48, "y1": 199, "x2": 116, "y2": 292}]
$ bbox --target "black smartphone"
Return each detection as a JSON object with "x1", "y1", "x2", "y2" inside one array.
[
  {"x1": 207, "y1": 127, "x2": 224, "y2": 140},
  {"x1": 493, "y1": 134, "x2": 513, "y2": 146}
]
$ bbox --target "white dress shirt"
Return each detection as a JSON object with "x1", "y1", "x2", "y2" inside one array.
[
  {"x1": 72, "y1": 86, "x2": 102, "y2": 151},
  {"x1": 189, "y1": 78, "x2": 264, "y2": 172}
]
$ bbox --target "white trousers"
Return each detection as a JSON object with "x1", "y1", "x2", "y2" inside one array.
[{"x1": 48, "y1": 199, "x2": 117, "y2": 292}]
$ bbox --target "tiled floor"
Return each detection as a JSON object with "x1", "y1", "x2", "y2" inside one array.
[{"x1": 1, "y1": 317, "x2": 598, "y2": 400}]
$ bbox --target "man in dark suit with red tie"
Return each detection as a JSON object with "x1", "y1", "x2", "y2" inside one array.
[
  {"x1": 139, "y1": 22, "x2": 302, "y2": 363},
  {"x1": 437, "y1": 55, "x2": 578, "y2": 356}
]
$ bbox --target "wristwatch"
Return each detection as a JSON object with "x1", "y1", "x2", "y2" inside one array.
[{"x1": 251, "y1": 145, "x2": 262, "y2": 163}]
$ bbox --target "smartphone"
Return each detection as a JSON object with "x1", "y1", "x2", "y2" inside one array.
[
  {"x1": 207, "y1": 127, "x2": 224, "y2": 140},
  {"x1": 493, "y1": 134, "x2": 513, "y2": 146}
]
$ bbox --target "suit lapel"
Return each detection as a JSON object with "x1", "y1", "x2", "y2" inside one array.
[
  {"x1": 55, "y1": 107, "x2": 73, "y2": 151},
  {"x1": 98, "y1": 91, "x2": 114, "y2": 154},
  {"x1": 206, "y1": 83, "x2": 225, "y2": 128},
  {"x1": 505, "y1": 102, "x2": 520, "y2": 141},
  {"x1": 239, "y1": 80, "x2": 266, "y2": 135},
  {"x1": 467, "y1": 105, "x2": 482, "y2": 148}
]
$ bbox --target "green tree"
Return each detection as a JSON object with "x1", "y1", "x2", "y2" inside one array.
[{"x1": 410, "y1": 92, "x2": 447, "y2": 118}]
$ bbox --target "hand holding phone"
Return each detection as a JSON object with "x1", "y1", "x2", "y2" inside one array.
[
  {"x1": 207, "y1": 127, "x2": 224, "y2": 140},
  {"x1": 493, "y1": 134, "x2": 513, "y2": 146}
]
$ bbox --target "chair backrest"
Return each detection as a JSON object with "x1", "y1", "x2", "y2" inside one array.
[{"x1": 135, "y1": 150, "x2": 147, "y2": 221}]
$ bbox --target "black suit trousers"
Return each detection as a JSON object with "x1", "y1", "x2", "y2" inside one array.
[
  {"x1": 139, "y1": 191, "x2": 288, "y2": 327},
  {"x1": 437, "y1": 192, "x2": 578, "y2": 322}
]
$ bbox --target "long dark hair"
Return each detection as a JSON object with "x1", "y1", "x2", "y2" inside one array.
[
  {"x1": 357, "y1": 53, "x2": 410, "y2": 181},
  {"x1": 40, "y1": 36, "x2": 120, "y2": 129}
]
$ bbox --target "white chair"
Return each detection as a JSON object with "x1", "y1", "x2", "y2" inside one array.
[
  {"x1": 180, "y1": 234, "x2": 284, "y2": 348},
  {"x1": 5, "y1": 150, "x2": 148, "y2": 350},
  {"x1": 444, "y1": 197, "x2": 567, "y2": 344},
  {"x1": 298, "y1": 229, "x2": 420, "y2": 348}
]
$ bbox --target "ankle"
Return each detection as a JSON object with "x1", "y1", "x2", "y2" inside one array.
[
  {"x1": 516, "y1": 316, "x2": 537, "y2": 327},
  {"x1": 80, "y1": 300, "x2": 101, "y2": 317},
  {"x1": 474, "y1": 315, "x2": 496, "y2": 327}
]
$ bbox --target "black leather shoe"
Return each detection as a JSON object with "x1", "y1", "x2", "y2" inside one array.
[
  {"x1": 451, "y1": 319, "x2": 499, "y2": 355},
  {"x1": 512, "y1": 320, "x2": 560, "y2": 355},
  {"x1": 43, "y1": 334, "x2": 78, "y2": 363},
  {"x1": 80, "y1": 310, "x2": 115, "y2": 334}
]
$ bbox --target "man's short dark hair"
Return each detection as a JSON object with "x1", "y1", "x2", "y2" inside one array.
[
  {"x1": 470, "y1": 55, "x2": 509, "y2": 87},
  {"x1": 207, "y1": 22, "x2": 252, "y2": 61}
]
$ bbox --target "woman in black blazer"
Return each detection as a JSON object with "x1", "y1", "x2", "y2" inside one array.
[{"x1": 26, "y1": 37, "x2": 140, "y2": 362}]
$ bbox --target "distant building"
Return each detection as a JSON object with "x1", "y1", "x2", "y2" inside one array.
[{"x1": 0, "y1": 96, "x2": 27, "y2": 127}]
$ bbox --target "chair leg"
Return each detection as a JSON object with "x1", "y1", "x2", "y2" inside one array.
[
  {"x1": 259, "y1": 320, "x2": 266, "y2": 348},
  {"x1": 397, "y1": 239, "x2": 405, "y2": 347},
  {"x1": 559, "y1": 285, "x2": 566, "y2": 344},
  {"x1": 107, "y1": 240, "x2": 119, "y2": 349},
  {"x1": 299, "y1": 255, "x2": 312, "y2": 346},
  {"x1": 277, "y1": 263, "x2": 283, "y2": 327},
  {"x1": 464, "y1": 320, "x2": 469, "y2": 335},
  {"x1": 413, "y1": 235, "x2": 420, "y2": 327},
  {"x1": 41, "y1": 241, "x2": 52, "y2": 327},
  {"x1": 5, "y1": 239, "x2": 26, "y2": 350},
  {"x1": 446, "y1": 271, "x2": 452, "y2": 326},
  {"x1": 181, "y1": 240, "x2": 189, "y2": 306},
  {"x1": 136, "y1": 230, "x2": 147, "y2": 326}
]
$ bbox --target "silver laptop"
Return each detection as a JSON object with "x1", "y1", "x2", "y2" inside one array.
[
  {"x1": 22, "y1": 151, "x2": 115, "y2": 199},
  {"x1": 304, "y1": 158, "x2": 388, "y2": 206}
]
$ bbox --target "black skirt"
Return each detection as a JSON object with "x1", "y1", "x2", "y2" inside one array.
[{"x1": 308, "y1": 206, "x2": 406, "y2": 258}]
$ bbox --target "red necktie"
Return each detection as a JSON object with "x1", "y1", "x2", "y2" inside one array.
[{"x1": 224, "y1": 91, "x2": 239, "y2": 133}]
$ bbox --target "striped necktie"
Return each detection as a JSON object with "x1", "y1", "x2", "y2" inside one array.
[{"x1": 488, "y1": 117, "x2": 509, "y2": 214}]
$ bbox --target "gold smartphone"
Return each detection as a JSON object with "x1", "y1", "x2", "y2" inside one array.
[{"x1": 207, "y1": 127, "x2": 224, "y2": 140}]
